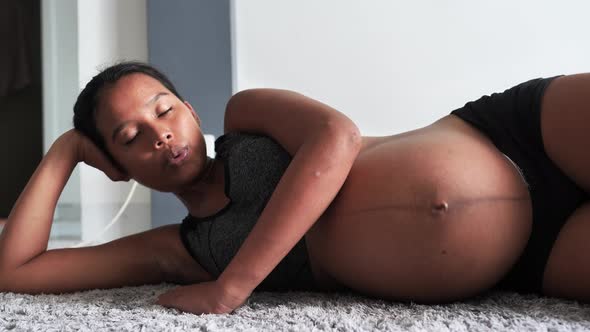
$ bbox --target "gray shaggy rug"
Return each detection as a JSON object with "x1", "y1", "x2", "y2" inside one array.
[{"x1": 1, "y1": 283, "x2": 590, "y2": 331}]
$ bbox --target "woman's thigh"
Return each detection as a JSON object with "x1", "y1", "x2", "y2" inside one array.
[
  {"x1": 539, "y1": 73, "x2": 590, "y2": 301},
  {"x1": 307, "y1": 124, "x2": 533, "y2": 303},
  {"x1": 540, "y1": 73, "x2": 590, "y2": 193},
  {"x1": 543, "y1": 201, "x2": 590, "y2": 301}
]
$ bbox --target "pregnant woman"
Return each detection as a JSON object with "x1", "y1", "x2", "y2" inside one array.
[{"x1": 0, "y1": 62, "x2": 588, "y2": 315}]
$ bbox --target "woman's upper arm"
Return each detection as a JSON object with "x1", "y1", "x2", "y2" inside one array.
[{"x1": 224, "y1": 88, "x2": 360, "y2": 155}]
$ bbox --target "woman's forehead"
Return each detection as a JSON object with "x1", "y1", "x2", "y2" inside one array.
[
  {"x1": 101, "y1": 74, "x2": 168, "y2": 108},
  {"x1": 101, "y1": 74, "x2": 168, "y2": 112},
  {"x1": 95, "y1": 74, "x2": 171, "y2": 131}
]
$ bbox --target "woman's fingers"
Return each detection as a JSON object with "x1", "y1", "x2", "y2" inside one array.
[
  {"x1": 74, "y1": 130, "x2": 130, "y2": 181},
  {"x1": 91, "y1": 156, "x2": 129, "y2": 182},
  {"x1": 103, "y1": 167, "x2": 130, "y2": 182}
]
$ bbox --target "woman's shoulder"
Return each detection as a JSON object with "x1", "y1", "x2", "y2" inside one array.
[
  {"x1": 214, "y1": 132, "x2": 289, "y2": 160},
  {"x1": 213, "y1": 132, "x2": 292, "y2": 199}
]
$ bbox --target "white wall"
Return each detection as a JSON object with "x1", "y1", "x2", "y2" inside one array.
[
  {"x1": 77, "y1": 0, "x2": 151, "y2": 243},
  {"x1": 43, "y1": 0, "x2": 152, "y2": 244},
  {"x1": 41, "y1": 0, "x2": 80, "y2": 219},
  {"x1": 232, "y1": 0, "x2": 590, "y2": 136}
]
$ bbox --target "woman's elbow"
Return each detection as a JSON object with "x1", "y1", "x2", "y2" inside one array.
[{"x1": 322, "y1": 118, "x2": 362, "y2": 154}]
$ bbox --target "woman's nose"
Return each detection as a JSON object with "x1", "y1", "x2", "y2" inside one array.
[{"x1": 154, "y1": 132, "x2": 173, "y2": 149}]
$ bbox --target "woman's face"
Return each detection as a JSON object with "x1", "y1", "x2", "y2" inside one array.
[{"x1": 94, "y1": 73, "x2": 208, "y2": 192}]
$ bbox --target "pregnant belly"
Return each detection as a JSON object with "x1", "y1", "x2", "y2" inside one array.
[{"x1": 303, "y1": 115, "x2": 532, "y2": 293}]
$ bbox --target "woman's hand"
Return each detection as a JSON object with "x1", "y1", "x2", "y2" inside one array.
[
  {"x1": 57, "y1": 129, "x2": 129, "y2": 182},
  {"x1": 155, "y1": 281, "x2": 251, "y2": 315}
]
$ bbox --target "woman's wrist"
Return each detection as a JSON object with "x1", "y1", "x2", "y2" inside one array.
[
  {"x1": 217, "y1": 271, "x2": 256, "y2": 300},
  {"x1": 51, "y1": 129, "x2": 82, "y2": 164},
  {"x1": 215, "y1": 276, "x2": 253, "y2": 309}
]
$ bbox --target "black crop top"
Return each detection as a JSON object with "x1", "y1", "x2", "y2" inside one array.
[{"x1": 178, "y1": 132, "x2": 318, "y2": 292}]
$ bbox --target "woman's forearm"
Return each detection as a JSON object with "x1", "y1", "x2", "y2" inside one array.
[
  {"x1": 217, "y1": 123, "x2": 362, "y2": 294},
  {"x1": 0, "y1": 134, "x2": 78, "y2": 271}
]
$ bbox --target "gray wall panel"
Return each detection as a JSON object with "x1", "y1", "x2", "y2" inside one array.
[{"x1": 147, "y1": 0, "x2": 232, "y2": 227}]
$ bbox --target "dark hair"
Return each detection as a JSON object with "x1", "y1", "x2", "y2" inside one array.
[{"x1": 72, "y1": 61, "x2": 183, "y2": 167}]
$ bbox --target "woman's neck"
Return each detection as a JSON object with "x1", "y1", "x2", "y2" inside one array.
[{"x1": 174, "y1": 157, "x2": 230, "y2": 218}]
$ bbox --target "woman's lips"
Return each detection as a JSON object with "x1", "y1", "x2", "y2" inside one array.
[{"x1": 167, "y1": 146, "x2": 189, "y2": 166}]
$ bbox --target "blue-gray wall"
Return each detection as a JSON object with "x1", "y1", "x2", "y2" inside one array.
[{"x1": 147, "y1": 0, "x2": 232, "y2": 227}]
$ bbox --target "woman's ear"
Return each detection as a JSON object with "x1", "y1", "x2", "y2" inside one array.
[{"x1": 184, "y1": 101, "x2": 201, "y2": 126}]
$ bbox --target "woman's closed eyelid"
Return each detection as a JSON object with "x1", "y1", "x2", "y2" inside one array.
[
  {"x1": 158, "y1": 107, "x2": 173, "y2": 116},
  {"x1": 123, "y1": 106, "x2": 173, "y2": 145},
  {"x1": 121, "y1": 107, "x2": 173, "y2": 145},
  {"x1": 124, "y1": 134, "x2": 137, "y2": 145}
]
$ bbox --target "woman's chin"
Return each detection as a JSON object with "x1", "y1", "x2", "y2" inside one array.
[
  {"x1": 152, "y1": 176, "x2": 202, "y2": 194},
  {"x1": 132, "y1": 163, "x2": 204, "y2": 192}
]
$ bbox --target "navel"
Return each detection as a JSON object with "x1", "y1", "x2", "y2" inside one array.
[{"x1": 431, "y1": 200, "x2": 449, "y2": 215}]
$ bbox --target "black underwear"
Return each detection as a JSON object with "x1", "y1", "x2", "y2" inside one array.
[{"x1": 450, "y1": 76, "x2": 588, "y2": 294}]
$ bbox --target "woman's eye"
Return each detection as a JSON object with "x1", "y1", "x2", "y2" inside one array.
[
  {"x1": 124, "y1": 134, "x2": 138, "y2": 145},
  {"x1": 158, "y1": 107, "x2": 172, "y2": 117}
]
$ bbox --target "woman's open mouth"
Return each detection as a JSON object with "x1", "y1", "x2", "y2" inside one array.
[{"x1": 167, "y1": 147, "x2": 189, "y2": 166}]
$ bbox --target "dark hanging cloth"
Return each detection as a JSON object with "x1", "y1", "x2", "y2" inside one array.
[{"x1": 0, "y1": 0, "x2": 34, "y2": 98}]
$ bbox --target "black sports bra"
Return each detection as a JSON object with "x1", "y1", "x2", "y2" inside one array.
[{"x1": 179, "y1": 132, "x2": 318, "y2": 291}]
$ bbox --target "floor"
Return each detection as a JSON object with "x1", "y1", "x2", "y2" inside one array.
[{"x1": 3, "y1": 283, "x2": 589, "y2": 331}]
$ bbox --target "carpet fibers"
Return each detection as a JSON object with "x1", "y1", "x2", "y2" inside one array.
[{"x1": 1, "y1": 283, "x2": 590, "y2": 331}]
